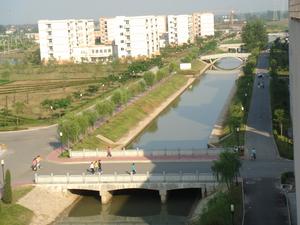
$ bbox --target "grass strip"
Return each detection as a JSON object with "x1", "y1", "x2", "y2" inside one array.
[{"x1": 75, "y1": 75, "x2": 188, "y2": 149}]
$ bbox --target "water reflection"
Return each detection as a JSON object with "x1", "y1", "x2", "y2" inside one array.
[
  {"x1": 215, "y1": 57, "x2": 242, "y2": 70},
  {"x1": 56, "y1": 189, "x2": 201, "y2": 225}
]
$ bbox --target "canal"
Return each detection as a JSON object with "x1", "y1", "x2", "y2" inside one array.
[
  {"x1": 129, "y1": 58, "x2": 241, "y2": 150},
  {"x1": 53, "y1": 58, "x2": 242, "y2": 225}
]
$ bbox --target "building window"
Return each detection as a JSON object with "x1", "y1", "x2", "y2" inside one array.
[
  {"x1": 119, "y1": 25, "x2": 123, "y2": 28},
  {"x1": 47, "y1": 24, "x2": 51, "y2": 28},
  {"x1": 96, "y1": 50, "x2": 99, "y2": 53},
  {"x1": 92, "y1": 50, "x2": 94, "y2": 53},
  {"x1": 108, "y1": 49, "x2": 111, "y2": 52},
  {"x1": 104, "y1": 49, "x2": 107, "y2": 53},
  {"x1": 121, "y1": 40, "x2": 124, "y2": 43},
  {"x1": 125, "y1": 20, "x2": 129, "y2": 24},
  {"x1": 50, "y1": 53, "x2": 54, "y2": 58},
  {"x1": 120, "y1": 33, "x2": 124, "y2": 36},
  {"x1": 127, "y1": 43, "x2": 130, "y2": 47},
  {"x1": 48, "y1": 31, "x2": 52, "y2": 35},
  {"x1": 121, "y1": 48, "x2": 124, "y2": 51}
]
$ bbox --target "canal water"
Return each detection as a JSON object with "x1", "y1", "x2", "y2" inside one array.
[
  {"x1": 53, "y1": 58, "x2": 241, "y2": 225},
  {"x1": 129, "y1": 58, "x2": 241, "y2": 150}
]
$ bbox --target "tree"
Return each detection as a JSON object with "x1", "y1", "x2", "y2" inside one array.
[
  {"x1": 143, "y1": 71, "x2": 156, "y2": 86},
  {"x1": 83, "y1": 111, "x2": 98, "y2": 128},
  {"x1": 2, "y1": 169, "x2": 12, "y2": 204},
  {"x1": 13, "y1": 102, "x2": 25, "y2": 114},
  {"x1": 274, "y1": 109, "x2": 285, "y2": 136},
  {"x1": 112, "y1": 89, "x2": 122, "y2": 105},
  {"x1": 212, "y1": 151, "x2": 242, "y2": 190},
  {"x1": 242, "y1": 19, "x2": 268, "y2": 51},
  {"x1": 96, "y1": 100, "x2": 115, "y2": 116}
]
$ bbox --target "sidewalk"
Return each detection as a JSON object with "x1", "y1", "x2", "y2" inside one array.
[{"x1": 46, "y1": 149, "x2": 219, "y2": 164}]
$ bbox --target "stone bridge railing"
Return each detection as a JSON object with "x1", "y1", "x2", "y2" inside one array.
[
  {"x1": 68, "y1": 148, "x2": 228, "y2": 158},
  {"x1": 34, "y1": 172, "x2": 216, "y2": 184},
  {"x1": 34, "y1": 172, "x2": 218, "y2": 204}
]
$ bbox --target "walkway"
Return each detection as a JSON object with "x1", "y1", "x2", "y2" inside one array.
[{"x1": 243, "y1": 52, "x2": 293, "y2": 225}]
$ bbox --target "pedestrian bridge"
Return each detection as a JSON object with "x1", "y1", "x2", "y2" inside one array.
[
  {"x1": 34, "y1": 172, "x2": 218, "y2": 204},
  {"x1": 200, "y1": 53, "x2": 251, "y2": 68}
]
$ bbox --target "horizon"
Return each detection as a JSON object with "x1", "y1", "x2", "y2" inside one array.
[{"x1": 1, "y1": 0, "x2": 288, "y2": 25}]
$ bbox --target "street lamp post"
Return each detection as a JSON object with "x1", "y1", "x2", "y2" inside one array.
[
  {"x1": 1, "y1": 159, "x2": 4, "y2": 184},
  {"x1": 59, "y1": 132, "x2": 63, "y2": 153},
  {"x1": 236, "y1": 127, "x2": 240, "y2": 147},
  {"x1": 230, "y1": 204, "x2": 235, "y2": 225}
]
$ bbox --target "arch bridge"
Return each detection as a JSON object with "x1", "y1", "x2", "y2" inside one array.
[
  {"x1": 34, "y1": 172, "x2": 218, "y2": 204},
  {"x1": 200, "y1": 53, "x2": 251, "y2": 70}
]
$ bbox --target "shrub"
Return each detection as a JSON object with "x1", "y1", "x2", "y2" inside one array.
[
  {"x1": 2, "y1": 169, "x2": 12, "y2": 204},
  {"x1": 143, "y1": 71, "x2": 156, "y2": 86}
]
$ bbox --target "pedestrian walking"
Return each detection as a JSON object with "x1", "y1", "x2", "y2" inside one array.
[
  {"x1": 88, "y1": 161, "x2": 95, "y2": 174},
  {"x1": 251, "y1": 148, "x2": 257, "y2": 160},
  {"x1": 93, "y1": 160, "x2": 99, "y2": 172},
  {"x1": 107, "y1": 146, "x2": 112, "y2": 157},
  {"x1": 131, "y1": 163, "x2": 136, "y2": 175},
  {"x1": 97, "y1": 160, "x2": 102, "y2": 174}
]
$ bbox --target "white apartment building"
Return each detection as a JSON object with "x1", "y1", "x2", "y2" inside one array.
[
  {"x1": 289, "y1": 0, "x2": 300, "y2": 224},
  {"x1": 99, "y1": 16, "x2": 160, "y2": 58},
  {"x1": 167, "y1": 15, "x2": 194, "y2": 45},
  {"x1": 193, "y1": 13, "x2": 215, "y2": 37},
  {"x1": 38, "y1": 19, "x2": 95, "y2": 62},
  {"x1": 73, "y1": 45, "x2": 114, "y2": 63}
]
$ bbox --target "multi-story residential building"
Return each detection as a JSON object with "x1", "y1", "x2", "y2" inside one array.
[
  {"x1": 99, "y1": 16, "x2": 160, "y2": 58},
  {"x1": 38, "y1": 19, "x2": 95, "y2": 62},
  {"x1": 192, "y1": 12, "x2": 215, "y2": 37},
  {"x1": 167, "y1": 15, "x2": 194, "y2": 45},
  {"x1": 289, "y1": 0, "x2": 300, "y2": 224}
]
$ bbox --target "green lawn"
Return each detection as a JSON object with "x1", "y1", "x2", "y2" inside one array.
[{"x1": 0, "y1": 186, "x2": 34, "y2": 225}]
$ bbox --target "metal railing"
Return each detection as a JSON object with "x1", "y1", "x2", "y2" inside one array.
[{"x1": 34, "y1": 172, "x2": 217, "y2": 184}]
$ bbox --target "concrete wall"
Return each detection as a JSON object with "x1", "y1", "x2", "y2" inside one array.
[{"x1": 289, "y1": 13, "x2": 300, "y2": 224}]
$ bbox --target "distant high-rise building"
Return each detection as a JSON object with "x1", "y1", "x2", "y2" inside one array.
[{"x1": 38, "y1": 19, "x2": 95, "y2": 62}]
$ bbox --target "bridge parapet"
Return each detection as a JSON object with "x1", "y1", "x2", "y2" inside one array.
[
  {"x1": 69, "y1": 148, "x2": 227, "y2": 158},
  {"x1": 199, "y1": 53, "x2": 251, "y2": 61}
]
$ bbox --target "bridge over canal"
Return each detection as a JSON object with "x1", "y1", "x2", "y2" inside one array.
[
  {"x1": 200, "y1": 53, "x2": 251, "y2": 70},
  {"x1": 34, "y1": 172, "x2": 218, "y2": 204}
]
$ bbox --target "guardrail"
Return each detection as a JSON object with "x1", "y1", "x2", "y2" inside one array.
[
  {"x1": 34, "y1": 172, "x2": 217, "y2": 184},
  {"x1": 68, "y1": 148, "x2": 228, "y2": 158}
]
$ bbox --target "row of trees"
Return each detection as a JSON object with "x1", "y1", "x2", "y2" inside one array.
[{"x1": 58, "y1": 67, "x2": 170, "y2": 147}]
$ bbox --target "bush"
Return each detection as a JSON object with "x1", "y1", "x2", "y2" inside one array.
[
  {"x1": 2, "y1": 169, "x2": 12, "y2": 204},
  {"x1": 143, "y1": 71, "x2": 156, "y2": 86},
  {"x1": 95, "y1": 100, "x2": 115, "y2": 117}
]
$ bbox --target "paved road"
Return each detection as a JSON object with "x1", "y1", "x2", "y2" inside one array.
[
  {"x1": 243, "y1": 52, "x2": 293, "y2": 225},
  {"x1": 0, "y1": 125, "x2": 58, "y2": 184}
]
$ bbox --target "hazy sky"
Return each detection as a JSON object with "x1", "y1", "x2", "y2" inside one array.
[{"x1": 1, "y1": 0, "x2": 288, "y2": 25}]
